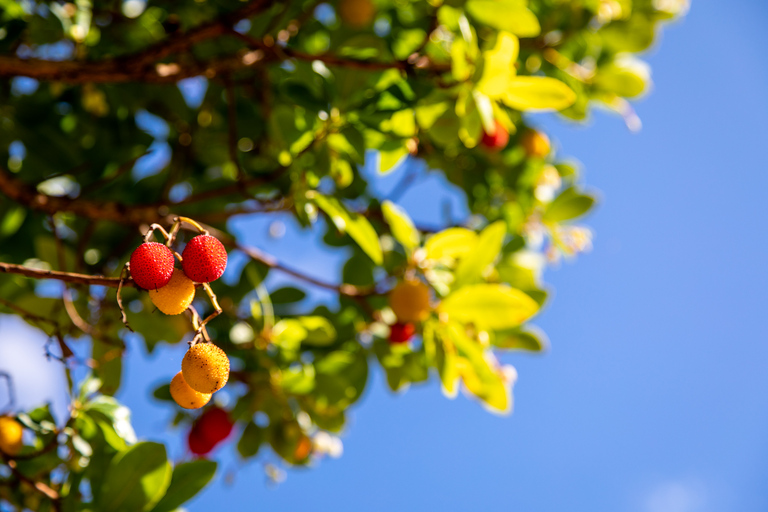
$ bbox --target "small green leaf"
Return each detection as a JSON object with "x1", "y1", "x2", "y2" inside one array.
[
  {"x1": 502, "y1": 76, "x2": 576, "y2": 111},
  {"x1": 382, "y1": 200, "x2": 419, "y2": 252},
  {"x1": 298, "y1": 316, "x2": 337, "y2": 346},
  {"x1": 313, "y1": 194, "x2": 383, "y2": 265},
  {"x1": 148, "y1": 460, "x2": 217, "y2": 512},
  {"x1": 378, "y1": 140, "x2": 409, "y2": 174},
  {"x1": 237, "y1": 422, "x2": 265, "y2": 459},
  {"x1": 543, "y1": 187, "x2": 596, "y2": 222},
  {"x1": 424, "y1": 228, "x2": 478, "y2": 261},
  {"x1": 97, "y1": 442, "x2": 172, "y2": 512},
  {"x1": 477, "y1": 31, "x2": 519, "y2": 98},
  {"x1": 453, "y1": 221, "x2": 506, "y2": 289},
  {"x1": 439, "y1": 284, "x2": 539, "y2": 329},
  {"x1": 270, "y1": 287, "x2": 306, "y2": 304},
  {"x1": 492, "y1": 326, "x2": 549, "y2": 351},
  {"x1": 281, "y1": 363, "x2": 316, "y2": 394}
]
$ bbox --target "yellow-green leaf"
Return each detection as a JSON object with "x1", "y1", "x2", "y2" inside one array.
[
  {"x1": 502, "y1": 76, "x2": 576, "y2": 111},
  {"x1": 465, "y1": 0, "x2": 541, "y2": 37},
  {"x1": 382, "y1": 200, "x2": 419, "y2": 251},
  {"x1": 313, "y1": 194, "x2": 383, "y2": 265},
  {"x1": 477, "y1": 31, "x2": 519, "y2": 98},
  {"x1": 453, "y1": 221, "x2": 506, "y2": 289},
  {"x1": 424, "y1": 227, "x2": 478, "y2": 261},
  {"x1": 439, "y1": 284, "x2": 539, "y2": 329},
  {"x1": 378, "y1": 141, "x2": 409, "y2": 174}
]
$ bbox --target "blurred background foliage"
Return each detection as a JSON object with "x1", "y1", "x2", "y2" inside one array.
[{"x1": 0, "y1": 0, "x2": 685, "y2": 509}]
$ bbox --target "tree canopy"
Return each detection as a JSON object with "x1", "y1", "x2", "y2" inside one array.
[{"x1": 0, "y1": 0, "x2": 686, "y2": 509}]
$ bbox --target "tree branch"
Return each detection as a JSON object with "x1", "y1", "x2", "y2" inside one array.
[{"x1": 0, "y1": 262, "x2": 132, "y2": 288}]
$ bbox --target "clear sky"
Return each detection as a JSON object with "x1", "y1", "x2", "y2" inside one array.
[{"x1": 2, "y1": 1, "x2": 768, "y2": 511}]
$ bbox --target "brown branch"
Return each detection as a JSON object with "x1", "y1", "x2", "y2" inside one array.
[
  {"x1": 2, "y1": 457, "x2": 60, "y2": 506},
  {"x1": 0, "y1": 261, "x2": 132, "y2": 288}
]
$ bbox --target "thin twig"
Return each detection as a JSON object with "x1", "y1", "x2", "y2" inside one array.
[
  {"x1": 0, "y1": 261, "x2": 132, "y2": 288},
  {"x1": 116, "y1": 265, "x2": 134, "y2": 332}
]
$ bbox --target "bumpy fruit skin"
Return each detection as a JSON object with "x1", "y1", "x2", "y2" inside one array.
[
  {"x1": 181, "y1": 235, "x2": 228, "y2": 283},
  {"x1": 149, "y1": 268, "x2": 195, "y2": 315},
  {"x1": 338, "y1": 0, "x2": 375, "y2": 28},
  {"x1": 389, "y1": 279, "x2": 431, "y2": 323},
  {"x1": 0, "y1": 416, "x2": 22, "y2": 455},
  {"x1": 182, "y1": 343, "x2": 230, "y2": 394},
  {"x1": 389, "y1": 322, "x2": 416, "y2": 344},
  {"x1": 481, "y1": 120, "x2": 510, "y2": 152},
  {"x1": 188, "y1": 427, "x2": 216, "y2": 456},
  {"x1": 521, "y1": 130, "x2": 551, "y2": 159},
  {"x1": 196, "y1": 407, "x2": 233, "y2": 444},
  {"x1": 170, "y1": 371, "x2": 211, "y2": 410},
  {"x1": 129, "y1": 242, "x2": 175, "y2": 290}
]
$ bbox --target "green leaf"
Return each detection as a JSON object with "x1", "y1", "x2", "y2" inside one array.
[
  {"x1": 378, "y1": 140, "x2": 409, "y2": 174},
  {"x1": 477, "y1": 31, "x2": 519, "y2": 98},
  {"x1": 502, "y1": 76, "x2": 576, "y2": 111},
  {"x1": 466, "y1": 0, "x2": 541, "y2": 37},
  {"x1": 453, "y1": 221, "x2": 506, "y2": 289},
  {"x1": 237, "y1": 422, "x2": 265, "y2": 459},
  {"x1": 148, "y1": 460, "x2": 217, "y2": 512},
  {"x1": 313, "y1": 194, "x2": 383, "y2": 265},
  {"x1": 543, "y1": 187, "x2": 596, "y2": 223},
  {"x1": 281, "y1": 363, "x2": 316, "y2": 394},
  {"x1": 0, "y1": 205, "x2": 26, "y2": 237},
  {"x1": 492, "y1": 326, "x2": 548, "y2": 351},
  {"x1": 97, "y1": 442, "x2": 172, "y2": 512},
  {"x1": 92, "y1": 337, "x2": 122, "y2": 396},
  {"x1": 439, "y1": 284, "x2": 539, "y2": 329},
  {"x1": 381, "y1": 200, "x2": 419, "y2": 252},
  {"x1": 424, "y1": 228, "x2": 478, "y2": 261},
  {"x1": 298, "y1": 316, "x2": 337, "y2": 346},
  {"x1": 270, "y1": 287, "x2": 306, "y2": 304}
]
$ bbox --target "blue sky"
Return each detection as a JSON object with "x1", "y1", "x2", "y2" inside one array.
[{"x1": 2, "y1": 1, "x2": 768, "y2": 511}]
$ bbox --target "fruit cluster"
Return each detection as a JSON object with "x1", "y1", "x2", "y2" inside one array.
[
  {"x1": 122, "y1": 218, "x2": 231, "y2": 410},
  {"x1": 387, "y1": 278, "x2": 432, "y2": 344},
  {"x1": 187, "y1": 407, "x2": 233, "y2": 456}
]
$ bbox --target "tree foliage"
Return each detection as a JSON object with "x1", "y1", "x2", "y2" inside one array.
[{"x1": 0, "y1": 0, "x2": 686, "y2": 509}]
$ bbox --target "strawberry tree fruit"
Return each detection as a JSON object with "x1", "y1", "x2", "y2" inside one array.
[
  {"x1": 181, "y1": 343, "x2": 231, "y2": 394},
  {"x1": 389, "y1": 322, "x2": 416, "y2": 344},
  {"x1": 481, "y1": 120, "x2": 510, "y2": 152},
  {"x1": 188, "y1": 426, "x2": 216, "y2": 457},
  {"x1": 0, "y1": 416, "x2": 23, "y2": 456},
  {"x1": 170, "y1": 371, "x2": 211, "y2": 410},
  {"x1": 521, "y1": 129, "x2": 551, "y2": 159},
  {"x1": 129, "y1": 242, "x2": 175, "y2": 290},
  {"x1": 338, "y1": 0, "x2": 375, "y2": 28},
  {"x1": 196, "y1": 407, "x2": 233, "y2": 445},
  {"x1": 149, "y1": 268, "x2": 196, "y2": 315},
  {"x1": 181, "y1": 234, "x2": 228, "y2": 283},
  {"x1": 389, "y1": 279, "x2": 431, "y2": 324}
]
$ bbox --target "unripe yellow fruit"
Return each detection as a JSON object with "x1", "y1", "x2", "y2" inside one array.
[
  {"x1": 170, "y1": 371, "x2": 211, "y2": 410},
  {"x1": 0, "y1": 416, "x2": 23, "y2": 455},
  {"x1": 521, "y1": 130, "x2": 551, "y2": 159},
  {"x1": 149, "y1": 268, "x2": 195, "y2": 315},
  {"x1": 389, "y1": 279, "x2": 431, "y2": 323},
  {"x1": 338, "y1": 0, "x2": 375, "y2": 28},
  {"x1": 182, "y1": 343, "x2": 230, "y2": 394}
]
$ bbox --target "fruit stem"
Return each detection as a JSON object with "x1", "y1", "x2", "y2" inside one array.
[
  {"x1": 194, "y1": 283, "x2": 223, "y2": 338},
  {"x1": 175, "y1": 216, "x2": 208, "y2": 235},
  {"x1": 143, "y1": 223, "x2": 171, "y2": 243},
  {"x1": 116, "y1": 264, "x2": 134, "y2": 333}
]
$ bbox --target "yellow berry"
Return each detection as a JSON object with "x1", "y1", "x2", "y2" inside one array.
[
  {"x1": 521, "y1": 130, "x2": 551, "y2": 159},
  {"x1": 170, "y1": 371, "x2": 211, "y2": 410},
  {"x1": 338, "y1": 0, "x2": 375, "y2": 28},
  {"x1": 389, "y1": 279, "x2": 431, "y2": 323},
  {"x1": 181, "y1": 343, "x2": 230, "y2": 394},
  {"x1": 149, "y1": 268, "x2": 195, "y2": 315},
  {"x1": 0, "y1": 416, "x2": 23, "y2": 456}
]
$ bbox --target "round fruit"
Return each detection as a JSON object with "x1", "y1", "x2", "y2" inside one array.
[
  {"x1": 188, "y1": 426, "x2": 215, "y2": 456},
  {"x1": 149, "y1": 268, "x2": 195, "y2": 315},
  {"x1": 389, "y1": 279, "x2": 431, "y2": 323},
  {"x1": 338, "y1": 0, "x2": 375, "y2": 28},
  {"x1": 129, "y1": 242, "x2": 175, "y2": 290},
  {"x1": 521, "y1": 129, "x2": 551, "y2": 159},
  {"x1": 389, "y1": 322, "x2": 416, "y2": 343},
  {"x1": 481, "y1": 120, "x2": 510, "y2": 152},
  {"x1": 293, "y1": 435, "x2": 312, "y2": 462},
  {"x1": 181, "y1": 234, "x2": 228, "y2": 283},
  {"x1": 0, "y1": 416, "x2": 23, "y2": 456},
  {"x1": 196, "y1": 407, "x2": 233, "y2": 444},
  {"x1": 181, "y1": 343, "x2": 230, "y2": 394},
  {"x1": 170, "y1": 371, "x2": 211, "y2": 410}
]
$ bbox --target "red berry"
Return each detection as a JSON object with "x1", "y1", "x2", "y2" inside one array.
[
  {"x1": 389, "y1": 322, "x2": 415, "y2": 344},
  {"x1": 129, "y1": 242, "x2": 175, "y2": 290},
  {"x1": 181, "y1": 235, "x2": 227, "y2": 283},
  {"x1": 188, "y1": 426, "x2": 216, "y2": 456},
  {"x1": 481, "y1": 120, "x2": 509, "y2": 152},
  {"x1": 196, "y1": 407, "x2": 233, "y2": 444}
]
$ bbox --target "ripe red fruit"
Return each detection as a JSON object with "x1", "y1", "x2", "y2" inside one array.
[
  {"x1": 181, "y1": 234, "x2": 228, "y2": 283},
  {"x1": 129, "y1": 242, "x2": 175, "y2": 290},
  {"x1": 196, "y1": 407, "x2": 233, "y2": 444},
  {"x1": 389, "y1": 322, "x2": 416, "y2": 344},
  {"x1": 188, "y1": 426, "x2": 216, "y2": 456},
  {"x1": 481, "y1": 120, "x2": 510, "y2": 152}
]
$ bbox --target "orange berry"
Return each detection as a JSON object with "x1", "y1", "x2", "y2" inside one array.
[
  {"x1": 338, "y1": 0, "x2": 375, "y2": 28},
  {"x1": 181, "y1": 343, "x2": 230, "y2": 394},
  {"x1": 0, "y1": 416, "x2": 23, "y2": 455},
  {"x1": 521, "y1": 130, "x2": 551, "y2": 159},
  {"x1": 389, "y1": 279, "x2": 431, "y2": 323},
  {"x1": 170, "y1": 371, "x2": 211, "y2": 410},
  {"x1": 149, "y1": 268, "x2": 195, "y2": 315}
]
